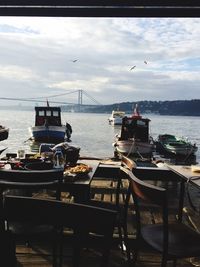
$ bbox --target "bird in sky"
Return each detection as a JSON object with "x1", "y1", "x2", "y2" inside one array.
[
  {"x1": 130, "y1": 65, "x2": 136, "y2": 71},
  {"x1": 144, "y1": 61, "x2": 147, "y2": 64},
  {"x1": 71, "y1": 59, "x2": 78, "y2": 62}
]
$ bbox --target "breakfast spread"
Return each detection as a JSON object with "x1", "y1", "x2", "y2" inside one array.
[{"x1": 64, "y1": 163, "x2": 92, "y2": 175}]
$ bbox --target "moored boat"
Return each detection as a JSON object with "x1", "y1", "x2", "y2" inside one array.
[
  {"x1": 156, "y1": 134, "x2": 198, "y2": 156},
  {"x1": 108, "y1": 110, "x2": 126, "y2": 126},
  {"x1": 113, "y1": 104, "x2": 154, "y2": 157},
  {"x1": 29, "y1": 104, "x2": 68, "y2": 143},
  {"x1": 0, "y1": 125, "x2": 9, "y2": 141}
]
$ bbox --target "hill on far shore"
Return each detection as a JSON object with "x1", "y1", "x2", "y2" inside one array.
[{"x1": 0, "y1": 99, "x2": 199, "y2": 116}]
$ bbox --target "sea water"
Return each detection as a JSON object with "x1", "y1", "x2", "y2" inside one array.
[{"x1": 0, "y1": 109, "x2": 199, "y2": 163}]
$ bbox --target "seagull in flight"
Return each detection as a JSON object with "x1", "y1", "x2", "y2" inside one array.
[
  {"x1": 71, "y1": 59, "x2": 78, "y2": 63},
  {"x1": 130, "y1": 65, "x2": 136, "y2": 71},
  {"x1": 144, "y1": 61, "x2": 147, "y2": 64}
]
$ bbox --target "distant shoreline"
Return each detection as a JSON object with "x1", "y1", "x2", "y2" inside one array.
[
  {"x1": 0, "y1": 106, "x2": 199, "y2": 117},
  {"x1": 0, "y1": 99, "x2": 199, "y2": 116}
]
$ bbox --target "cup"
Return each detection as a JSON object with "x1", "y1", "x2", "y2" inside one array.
[{"x1": 18, "y1": 149, "x2": 25, "y2": 159}]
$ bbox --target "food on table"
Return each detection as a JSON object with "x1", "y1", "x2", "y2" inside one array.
[{"x1": 64, "y1": 163, "x2": 92, "y2": 174}]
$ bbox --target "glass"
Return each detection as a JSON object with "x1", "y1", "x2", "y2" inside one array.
[
  {"x1": 17, "y1": 149, "x2": 25, "y2": 159},
  {"x1": 53, "y1": 150, "x2": 65, "y2": 169}
]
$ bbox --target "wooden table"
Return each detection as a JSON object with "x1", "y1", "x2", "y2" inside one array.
[
  {"x1": 166, "y1": 165, "x2": 200, "y2": 188},
  {"x1": 61, "y1": 160, "x2": 99, "y2": 203},
  {"x1": 167, "y1": 164, "x2": 200, "y2": 223},
  {"x1": 0, "y1": 158, "x2": 100, "y2": 204}
]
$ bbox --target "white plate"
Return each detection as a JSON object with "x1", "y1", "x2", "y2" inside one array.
[{"x1": 191, "y1": 165, "x2": 200, "y2": 173}]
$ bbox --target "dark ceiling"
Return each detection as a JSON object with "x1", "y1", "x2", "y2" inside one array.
[{"x1": 0, "y1": 0, "x2": 200, "y2": 17}]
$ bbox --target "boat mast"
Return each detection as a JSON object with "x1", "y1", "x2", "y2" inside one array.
[{"x1": 132, "y1": 103, "x2": 142, "y2": 118}]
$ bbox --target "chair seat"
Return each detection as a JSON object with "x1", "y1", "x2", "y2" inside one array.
[{"x1": 142, "y1": 222, "x2": 200, "y2": 258}]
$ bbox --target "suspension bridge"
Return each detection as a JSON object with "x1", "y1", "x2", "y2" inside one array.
[{"x1": 0, "y1": 89, "x2": 102, "y2": 112}]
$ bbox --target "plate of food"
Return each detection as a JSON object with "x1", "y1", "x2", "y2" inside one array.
[
  {"x1": 191, "y1": 165, "x2": 200, "y2": 173},
  {"x1": 64, "y1": 163, "x2": 92, "y2": 176}
]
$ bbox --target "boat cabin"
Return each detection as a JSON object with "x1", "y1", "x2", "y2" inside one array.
[
  {"x1": 111, "y1": 110, "x2": 125, "y2": 118},
  {"x1": 35, "y1": 107, "x2": 62, "y2": 127},
  {"x1": 120, "y1": 116, "x2": 151, "y2": 142}
]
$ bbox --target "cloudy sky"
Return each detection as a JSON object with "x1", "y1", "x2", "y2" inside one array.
[{"x1": 0, "y1": 17, "x2": 200, "y2": 106}]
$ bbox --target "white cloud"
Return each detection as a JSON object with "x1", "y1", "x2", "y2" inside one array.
[
  {"x1": 0, "y1": 65, "x2": 38, "y2": 81},
  {"x1": 0, "y1": 17, "x2": 200, "y2": 105}
]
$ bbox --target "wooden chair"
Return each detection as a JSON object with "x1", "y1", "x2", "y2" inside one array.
[
  {"x1": 0, "y1": 168, "x2": 63, "y2": 266},
  {"x1": 89, "y1": 156, "x2": 135, "y2": 259},
  {"x1": 124, "y1": 167, "x2": 200, "y2": 267},
  {"x1": 3, "y1": 195, "x2": 117, "y2": 267},
  {"x1": 0, "y1": 168, "x2": 63, "y2": 202}
]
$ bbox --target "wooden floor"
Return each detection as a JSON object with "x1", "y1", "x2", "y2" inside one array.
[
  {"x1": 14, "y1": 186, "x2": 200, "y2": 267},
  {"x1": 15, "y1": 241, "x2": 199, "y2": 267},
  {"x1": 8, "y1": 169, "x2": 200, "y2": 267}
]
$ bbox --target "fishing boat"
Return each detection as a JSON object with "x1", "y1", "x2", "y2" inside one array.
[
  {"x1": 156, "y1": 134, "x2": 198, "y2": 156},
  {"x1": 0, "y1": 125, "x2": 9, "y2": 141},
  {"x1": 29, "y1": 104, "x2": 67, "y2": 143},
  {"x1": 113, "y1": 104, "x2": 154, "y2": 157},
  {"x1": 108, "y1": 110, "x2": 126, "y2": 126}
]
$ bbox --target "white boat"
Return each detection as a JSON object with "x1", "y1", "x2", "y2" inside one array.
[
  {"x1": 115, "y1": 139, "x2": 154, "y2": 155},
  {"x1": 108, "y1": 110, "x2": 126, "y2": 125},
  {"x1": 113, "y1": 104, "x2": 154, "y2": 157},
  {"x1": 29, "y1": 105, "x2": 67, "y2": 143}
]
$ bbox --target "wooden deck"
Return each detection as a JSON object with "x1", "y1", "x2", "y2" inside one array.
[
  {"x1": 4, "y1": 159, "x2": 200, "y2": 267},
  {"x1": 15, "y1": 248, "x2": 198, "y2": 267},
  {"x1": 14, "y1": 183, "x2": 200, "y2": 267}
]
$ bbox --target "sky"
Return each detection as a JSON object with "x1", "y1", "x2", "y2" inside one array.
[{"x1": 0, "y1": 17, "x2": 200, "y2": 106}]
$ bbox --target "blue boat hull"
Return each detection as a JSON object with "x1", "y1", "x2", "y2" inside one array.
[{"x1": 29, "y1": 125, "x2": 66, "y2": 143}]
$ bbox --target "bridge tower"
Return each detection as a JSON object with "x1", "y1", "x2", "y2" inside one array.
[{"x1": 78, "y1": 89, "x2": 83, "y2": 112}]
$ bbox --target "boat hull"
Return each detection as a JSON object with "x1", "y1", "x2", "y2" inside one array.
[
  {"x1": 156, "y1": 134, "x2": 198, "y2": 156},
  {"x1": 0, "y1": 128, "x2": 9, "y2": 141},
  {"x1": 113, "y1": 107, "x2": 153, "y2": 157},
  {"x1": 159, "y1": 143, "x2": 198, "y2": 156},
  {"x1": 29, "y1": 125, "x2": 66, "y2": 143},
  {"x1": 114, "y1": 139, "x2": 154, "y2": 156}
]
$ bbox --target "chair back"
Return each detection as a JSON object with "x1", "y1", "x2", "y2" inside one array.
[
  {"x1": 119, "y1": 167, "x2": 169, "y2": 253},
  {"x1": 4, "y1": 195, "x2": 117, "y2": 267},
  {"x1": 0, "y1": 168, "x2": 63, "y2": 190},
  {"x1": 121, "y1": 155, "x2": 136, "y2": 170},
  {"x1": 0, "y1": 168, "x2": 63, "y2": 183},
  {"x1": 121, "y1": 167, "x2": 186, "y2": 256},
  {"x1": 4, "y1": 195, "x2": 116, "y2": 230},
  {"x1": 0, "y1": 169, "x2": 63, "y2": 230},
  {"x1": 123, "y1": 166, "x2": 167, "y2": 210},
  {"x1": 129, "y1": 169, "x2": 167, "y2": 207},
  {"x1": 0, "y1": 168, "x2": 63, "y2": 208}
]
